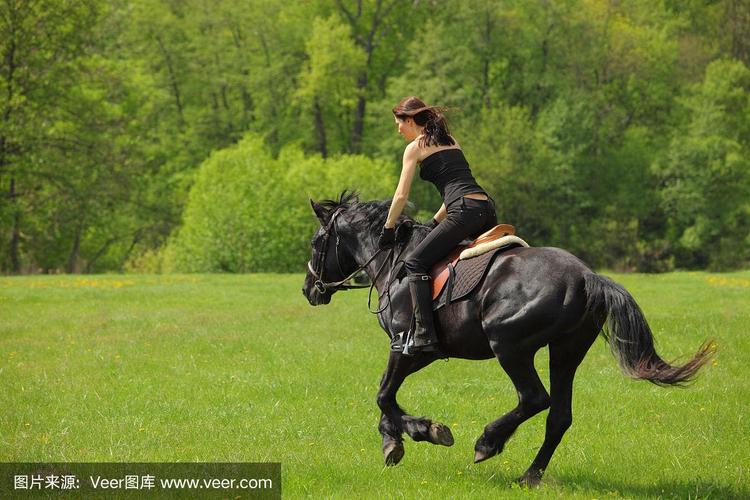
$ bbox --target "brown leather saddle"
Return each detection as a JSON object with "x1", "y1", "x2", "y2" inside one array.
[{"x1": 429, "y1": 224, "x2": 519, "y2": 309}]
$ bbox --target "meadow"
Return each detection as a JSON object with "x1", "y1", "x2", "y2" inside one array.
[{"x1": 1, "y1": 271, "x2": 748, "y2": 499}]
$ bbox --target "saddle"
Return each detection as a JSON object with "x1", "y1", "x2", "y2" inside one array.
[{"x1": 429, "y1": 224, "x2": 529, "y2": 310}]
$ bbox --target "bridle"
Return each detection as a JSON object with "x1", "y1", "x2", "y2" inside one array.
[
  {"x1": 306, "y1": 207, "x2": 406, "y2": 314},
  {"x1": 307, "y1": 207, "x2": 378, "y2": 294}
]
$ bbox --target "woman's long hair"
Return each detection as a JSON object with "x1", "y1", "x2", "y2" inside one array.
[{"x1": 392, "y1": 96, "x2": 454, "y2": 148}]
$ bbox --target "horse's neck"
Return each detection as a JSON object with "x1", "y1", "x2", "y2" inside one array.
[
  {"x1": 348, "y1": 235, "x2": 390, "y2": 295},
  {"x1": 350, "y1": 227, "x2": 427, "y2": 295}
]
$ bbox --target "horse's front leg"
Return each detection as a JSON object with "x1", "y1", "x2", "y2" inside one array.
[
  {"x1": 402, "y1": 415, "x2": 455, "y2": 446},
  {"x1": 376, "y1": 350, "x2": 449, "y2": 465}
]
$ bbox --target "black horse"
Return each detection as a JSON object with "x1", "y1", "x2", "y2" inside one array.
[{"x1": 302, "y1": 191, "x2": 713, "y2": 486}]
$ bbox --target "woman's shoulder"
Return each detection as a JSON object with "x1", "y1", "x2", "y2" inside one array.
[
  {"x1": 412, "y1": 133, "x2": 460, "y2": 147},
  {"x1": 413, "y1": 136, "x2": 463, "y2": 163}
]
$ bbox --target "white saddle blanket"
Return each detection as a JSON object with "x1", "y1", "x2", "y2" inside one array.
[{"x1": 459, "y1": 235, "x2": 530, "y2": 260}]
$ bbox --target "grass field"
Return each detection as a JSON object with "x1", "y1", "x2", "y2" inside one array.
[{"x1": 1, "y1": 271, "x2": 748, "y2": 498}]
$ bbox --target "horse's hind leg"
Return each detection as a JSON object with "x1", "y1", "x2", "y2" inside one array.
[
  {"x1": 376, "y1": 351, "x2": 447, "y2": 466},
  {"x1": 518, "y1": 325, "x2": 598, "y2": 486},
  {"x1": 474, "y1": 349, "x2": 550, "y2": 464}
]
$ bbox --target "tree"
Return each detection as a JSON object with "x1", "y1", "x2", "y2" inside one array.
[
  {"x1": 653, "y1": 59, "x2": 750, "y2": 269},
  {"x1": 164, "y1": 133, "x2": 397, "y2": 273},
  {"x1": 295, "y1": 16, "x2": 366, "y2": 158},
  {"x1": 0, "y1": 0, "x2": 100, "y2": 272}
]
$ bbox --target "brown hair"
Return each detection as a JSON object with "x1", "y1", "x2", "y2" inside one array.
[{"x1": 392, "y1": 96, "x2": 454, "y2": 148}]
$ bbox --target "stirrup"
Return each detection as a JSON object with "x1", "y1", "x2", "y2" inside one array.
[
  {"x1": 402, "y1": 339, "x2": 441, "y2": 356},
  {"x1": 392, "y1": 331, "x2": 446, "y2": 357},
  {"x1": 390, "y1": 331, "x2": 406, "y2": 352},
  {"x1": 390, "y1": 331, "x2": 440, "y2": 355},
  {"x1": 401, "y1": 329, "x2": 442, "y2": 356}
]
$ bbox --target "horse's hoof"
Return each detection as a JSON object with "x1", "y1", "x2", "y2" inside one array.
[
  {"x1": 516, "y1": 470, "x2": 543, "y2": 487},
  {"x1": 473, "y1": 449, "x2": 492, "y2": 464},
  {"x1": 473, "y1": 438, "x2": 498, "y2": 464},
  {"x1": 474, "y1": 434, "x2": 504, "y2": 464},
  {"x1": 428, "y1": 422, "x2": 454, "y2": 447},
  {"x1": 383, "y1": 441, "x2": 404, "y2": 466}
]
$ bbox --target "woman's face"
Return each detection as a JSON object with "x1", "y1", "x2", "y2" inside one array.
[{"x1": 395, "y1": 115, "x2": 417, "y2": 141}]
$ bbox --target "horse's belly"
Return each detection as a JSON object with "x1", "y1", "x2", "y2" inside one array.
[{"x1": 437, "y1": 299, "x2": 495, "y2": 360}]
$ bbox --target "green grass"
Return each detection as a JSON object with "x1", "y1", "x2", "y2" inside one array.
[{"x1": 1, "y1": 271, "x2": 748, "y2": 499}]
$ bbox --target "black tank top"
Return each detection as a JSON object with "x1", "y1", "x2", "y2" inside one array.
[{"x1": 419, "y1": 148, "x2": 487, "y2": 207}]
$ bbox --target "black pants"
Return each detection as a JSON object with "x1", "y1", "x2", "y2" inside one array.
[{"x1": 404, "y1": 196, "x2": 498, "y2": 275}]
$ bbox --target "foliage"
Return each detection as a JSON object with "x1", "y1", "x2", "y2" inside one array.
[
  {"x1": 2, "y1": 0, "x2": 749, "y2": 273},
  {"x1": 653, "y1": 59, "x2": 750, "y2": 270},
  {"x1": 163, "y1": 134, "x2": 396, "y2": 272}
]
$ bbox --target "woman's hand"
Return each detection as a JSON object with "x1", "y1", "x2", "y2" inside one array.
[
  {"x1": 378, "y1": 226, "x2": 396, "y2": 250},
  {"x1": 426, "y1": 218, "x2": 439, "y2": 230}
]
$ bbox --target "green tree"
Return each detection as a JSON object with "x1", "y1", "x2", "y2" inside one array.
[
  {"x1": 164, "y1": 134, "x2": 397, "y2": 273},
  {"x1": 296, "y1": 16, "x2": 366, "y2": 158},
  {"x1": 653, "y1": 59, "x2": 750, "y2": 269},
  {"x1": 0, "y1": 0, "x2": 100, "y2": 272}
]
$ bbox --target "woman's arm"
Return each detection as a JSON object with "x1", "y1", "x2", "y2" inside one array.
[
  {"x1": 384, "y1": 142, "x2": 419, "y2": 228},
  {"x1": 433, "y1": 203, "x2": 447, "y2": 223}
]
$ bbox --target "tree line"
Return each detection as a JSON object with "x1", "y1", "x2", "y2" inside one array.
[{"x1": 1, "y1": 0, "x2": 748, "y2": 274}]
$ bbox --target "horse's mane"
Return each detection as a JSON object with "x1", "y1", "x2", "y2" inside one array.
[{"x1": 317, "y1": 189, "x2": 428, "y2": 238}]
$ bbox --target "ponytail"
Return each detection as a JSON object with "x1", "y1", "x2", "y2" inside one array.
[{"x1": 417, "y1": 108, "x2": 454, "y2": 148}]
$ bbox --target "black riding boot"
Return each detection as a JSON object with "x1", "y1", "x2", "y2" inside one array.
[{"x1": 403, "y1": 273, "x2": 441, "y2": 355}]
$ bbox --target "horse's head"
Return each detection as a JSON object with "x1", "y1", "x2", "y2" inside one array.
[{"x1": 303, "y1": 192, "x2": 362, "y2": 306}]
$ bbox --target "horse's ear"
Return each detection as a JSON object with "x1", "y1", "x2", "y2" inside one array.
[{"x1": 310, "y1": 198, "x2": 329, "y2": 223}]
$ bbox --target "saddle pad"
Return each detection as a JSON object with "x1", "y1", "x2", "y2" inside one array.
[
  {"x1": 432, "y1": 243, "x2": 521, "y2": 311},
  {"x1": 459, "y1": 234, "x2": 529, "y2": 260}
]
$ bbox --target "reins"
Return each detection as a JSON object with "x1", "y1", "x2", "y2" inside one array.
[{"x1": 367, "y1": 243, "x2": 407, "y2": 315}]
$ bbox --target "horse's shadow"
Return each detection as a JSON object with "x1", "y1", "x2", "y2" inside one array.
[{"x1": 530, "y1": 473, "x2": 747, "y2": 499}]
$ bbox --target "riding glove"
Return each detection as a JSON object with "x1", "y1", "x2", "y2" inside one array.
[
  {"x1": 378, "y1": 226, "x2": 396, "y2": 249},
  {"x1": 427, "y1": 218, "x2": 439, "y2": 230}
]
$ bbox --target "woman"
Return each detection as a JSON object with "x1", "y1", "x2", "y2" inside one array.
[{"x1": 378, "y1": 96, "x2": 498, "y2": 355}]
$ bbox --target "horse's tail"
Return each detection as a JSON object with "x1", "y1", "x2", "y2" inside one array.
[{"x1": 583, "y1": 273, "x2": 715, "y2": 387}]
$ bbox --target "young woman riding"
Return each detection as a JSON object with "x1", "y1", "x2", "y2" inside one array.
[{"x1": 378, "y1": 96, "x2": 498, "y2": 355}]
